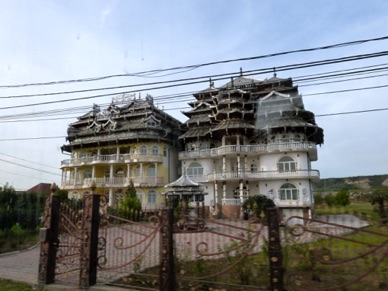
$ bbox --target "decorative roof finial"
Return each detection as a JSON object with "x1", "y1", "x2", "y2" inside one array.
[
  {"x1": 209, "y1": 78, "x2": 214, "y2": 88},
  {"x1": 240, "y1": 67, "x2": 243, "y2": 76},
  {"x1": 273, "y1": 67, "x2": 277, "y2": 78}
]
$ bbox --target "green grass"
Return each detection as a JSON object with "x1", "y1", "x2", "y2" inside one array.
[
  {"x1": 315, "y1": 200, "x2": 381, "y2": 221},
  {"x1": 0, "y1": 232, "x2": 39, "y2": 254},
  {"x1": 0, "y1": 279, "x2": 38, "y2": 291},
  {"x1": 285, "y1": 200, "x2": 388, "y2": 290},
  {"x1": 116, "y1": 201, "x2": 387, "y2": 290}
]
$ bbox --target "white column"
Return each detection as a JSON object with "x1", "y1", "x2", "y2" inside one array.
[
  {"x1": 110, "y1": 164, "x2": 114, "y2": 184},
  {"x1": 74, "y1": 168, "x2": 78, "y2": 186},
  {"x1": 109, "y1": 188, "x2": 114, "y2": 206},
  {"x1": 239, "y1": 180, "x2": 244, "y2": 203},
  {"x1": 214, "y1": 182, "x2": 218, "y2": 206},
  {"x1": 92, "y1": 165, "x2": 95, "y2": 179},
  {"x1": 222, "y1": 156, "x2": 226, "y2": 174},
  {"x1": 223, "y1": 182, "x2": 226, "y2": 200}
]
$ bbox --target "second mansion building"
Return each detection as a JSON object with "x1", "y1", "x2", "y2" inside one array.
[{"x1": 60, "y1": 73, "x2": 323, "y2": 221}]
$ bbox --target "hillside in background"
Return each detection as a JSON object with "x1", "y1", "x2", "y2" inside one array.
[{"x1": 314, "y1": 174, "x2": 388, "y2": 193}]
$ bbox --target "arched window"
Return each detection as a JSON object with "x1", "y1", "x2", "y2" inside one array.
[
  {"x1": 199, "y1": 143, "x2": 207, "y2": 150},
  {"x1": 189, "y1": 143, "x2": 197, "y2": 151},
  {"x1": 147, "y1": 164, "x2": 156, "y2": 177},
  {"x1": 140, "y1": 145, "x2": 147, "y2": 154},
  {"x1": 187, "y1": 162, "x2": 203, "y2": 176},
  {"x1": 151, "y1": 145, "x2": 159, "y2": 154},
  {"x1": 282, "y1": 134, "x2": 290, "y2": 143},
  {"x1": 250, "y1": 163, "x2": 258, "y2": 173},
  {"x1": 279, "y1": 183, "x2": 298, "y2": 200},
  {"x1": 79, "y1": 151, "x2": 87, "y2": 158},
  {"x1": 134, "y1": 165, "x2": 141, "y2": 177},
  {"x1": 104, "y1": 170, "x2": 110, "y2": 178},
  {"x1": 136, "y1": 191, "x2": 143, "y2": 203},
  {"x1": 148, "y1": 190, "x2": 157, "y2": 204},
  {"x1": 278, "y1": 156, "x2": 296, "y2": 172},
  {"x1": 115, "y1": 189, "x2": 125, "y2": 204},
  {"x1": 294, "y1": 134, "x2": 301, "y2": 142},
  {"x1": 116, "y1": 168, "x2": 124, "y2": 177},
  {"x1": 71, "y1": 191, "x2": 79, "y2": 200}
]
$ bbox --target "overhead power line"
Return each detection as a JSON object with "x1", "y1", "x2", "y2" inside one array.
[
  {"x1": 0, "y1": 152, "x2": 58, "y2": 170},
  {"x1": 2, "y1": 50, "x2": 388, "y2": 101},
  {"x1": 1, "y1": 35, "x2": 388, "y2": 88},
  {"x1": 0, "y1": 158, "x2": 61, "y2": 176}
]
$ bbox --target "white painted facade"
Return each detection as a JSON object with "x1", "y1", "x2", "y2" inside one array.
[{"x1": 178, "y1": 75, "x2": 323, "y2": 221}]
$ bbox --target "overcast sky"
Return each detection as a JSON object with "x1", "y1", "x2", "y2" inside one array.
[{"x1": 0, "y1": 0, "x2": 387, "y2": 190}]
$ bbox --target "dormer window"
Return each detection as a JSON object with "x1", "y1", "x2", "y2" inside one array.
[{"x1": 147, "y1": 120, "x2": 156, "y2": 126}]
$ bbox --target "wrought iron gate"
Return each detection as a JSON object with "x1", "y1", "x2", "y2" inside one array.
[{"x1": 39, "y1": 188, "x2": 387, "y2": 290}]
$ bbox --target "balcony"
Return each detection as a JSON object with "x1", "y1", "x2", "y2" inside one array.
[
  {"x1": 179, "y1": 142, "x2": 318, "y2": 160},
  {"x1": 61, "y1": 153, "x2": 164, "y2": 167},
  {"x1": 61, "y1": 176, "x2": 165, "y2": 189},
  {"x1": 222, "y1": 198, "x2": 242, "y2": 206},
  {"x1": 204, "y1": 169, "x2": 320, "y2": 182}
]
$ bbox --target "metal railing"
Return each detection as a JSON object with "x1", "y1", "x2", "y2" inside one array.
[
  {"x1": 179, "y1": 142, "x2": 317, "y2": 159},
  {"x1": 61, "y1": 153, "x2": 164, "y2": 167},
  {"x1": 61, "y1": 176, "x2": 165, "y2": 188}
]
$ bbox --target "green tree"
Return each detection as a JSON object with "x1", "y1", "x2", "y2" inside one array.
[
  {"x1": 118, "y1": 181, "x2": 143, "y2": 220},
  {"x1": 313, "y1": 192, "x2": 324, "y2": 205},
  {"x1": 242, "y1": 195, "x2": 275, "y2": 219},
  {"x1": 368, "y1": 188, "x2": 388, "y2": 218},
  {"x1": 324, "y1": 193, "x2": 335, "y2": 207},
  {"x1": 334, "y1": 189, "x2": 350, "y2": 207},
  {"x1": 0, "y1": 183, "x2": 17, "y2": 232}
]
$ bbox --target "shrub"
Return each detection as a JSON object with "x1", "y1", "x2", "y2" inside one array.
[
  {"x1": 334, "y1": 189, "x2": 350, "y2": 207},
  {"x1": 324, "y1": 193, "x2": 335, "y2": 207},
  {"x1": 313, "y1": 193, "x2": 325, "y2": 205},
  {"x1": 242, "y1": 195, "x2": 275, "y2": 219}
]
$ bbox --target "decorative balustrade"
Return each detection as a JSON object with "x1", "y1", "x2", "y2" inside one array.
[
  {"x1": 203, "y1": 169, "x2": 320, "y2": 181},
  {"x1": 222, "y1": 198, "x2": 242, "y2": 206},
  {"x1": 179, "y1": 142, "x2": 317, "y2": 159},
  {"x1": 61, "y1": 176, "x2": 164, "y2": 189},
  {"x1": 61, "y1": 153, "x2": 163, "y2": 167}
]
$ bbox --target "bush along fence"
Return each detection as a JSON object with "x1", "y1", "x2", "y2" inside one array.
[{"x1": 38, "y1": 187, "x2": 387, "y2": 291}]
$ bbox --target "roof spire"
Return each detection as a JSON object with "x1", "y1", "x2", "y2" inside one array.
[
  {"x1": 273, "y1": 67, "x2": 277, "y2": 78},
  {"x1": 240, "y1": 67, "x2": 243, "y2": 76},
  {"x1": 209, "y1": 78, "x2": 214, "y2": 88}
]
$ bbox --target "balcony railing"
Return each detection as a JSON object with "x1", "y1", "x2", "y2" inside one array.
[
  {"x1": 222, "y1": 198, "x2": 242, "y2": 206},
  {"x1": 61, "y1": 176, "x2": 164, "y2": 189},
  {"x1": 61, "y1": 153, "x2": 164, "y2": 167},
  {"x1": 179, "y1": 142, "x2": 317, "y2": 160},
  {"x1": 202, "y1": 169, "x2": 319, "y2": 182}
]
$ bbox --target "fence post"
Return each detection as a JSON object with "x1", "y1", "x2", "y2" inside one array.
[
  {"x1": 267, "y1": 207, "x2": 284, "y2": 291},
  {"x1": 159, "y1": 208, "x2": 175, "y2": 291},
  {"x1": 38, "y1": 183, "x2": 60, "y2": 288},
  {"x1": 79, "y1": 182, "x2": 100, "y2": 288}
]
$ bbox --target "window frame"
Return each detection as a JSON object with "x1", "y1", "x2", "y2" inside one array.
[{"x1": 279, "y1": 183, "x2": 298, "y2": 200}]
